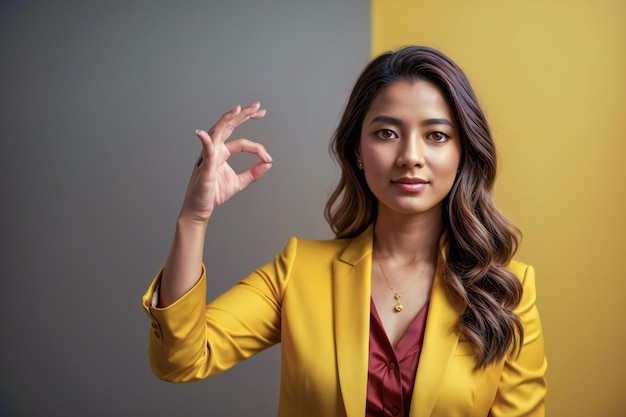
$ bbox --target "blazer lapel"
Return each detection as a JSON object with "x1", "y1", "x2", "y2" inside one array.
[
  {"x1": 333, "y1": 226, "x2": 373, "y2": 417},
  {"x1": 409, "y1": 257, "x2": 465, "y2": 417}
]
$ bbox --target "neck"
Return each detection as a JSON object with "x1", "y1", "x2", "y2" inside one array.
[{"x1": 373, "y1": 206, "x2": 442, "y2": 266}]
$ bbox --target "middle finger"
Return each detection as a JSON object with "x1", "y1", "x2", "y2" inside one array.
[{"x1": 209, "y1": 102, "x2": 265, "y2": 144}]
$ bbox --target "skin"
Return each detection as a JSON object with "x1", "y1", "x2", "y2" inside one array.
[
  {"x1": 159, "y1": 102, "x2": 272, "y2": 307},
  {"x1": 357, "y1": 80, "x2": 461, "y2": 346}
]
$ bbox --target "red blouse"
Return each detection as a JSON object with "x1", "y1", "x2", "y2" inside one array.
[{"x1": 365, "y1": 299, "x2": 429, "y2": 417}]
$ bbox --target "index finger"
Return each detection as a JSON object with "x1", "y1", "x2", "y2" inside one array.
[{"x1": 225, "y1": 138, "x2": 273, "y2": 163}]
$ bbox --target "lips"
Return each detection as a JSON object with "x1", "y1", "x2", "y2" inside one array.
[
  {"x1": 392, "y1": 176, "x2": 428, "y2": 185},
  {"x1": 391, "y1": 177, "x2": 428, "y2": 192}
]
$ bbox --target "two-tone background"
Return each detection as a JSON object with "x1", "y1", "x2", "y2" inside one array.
[{"x1": 1, "y1": 1, "x2": 624, "y2": 415}]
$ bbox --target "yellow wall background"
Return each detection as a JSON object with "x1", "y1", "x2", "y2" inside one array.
[{"x1": 372, "y1": 1, "x2": 626, "y2": 415}]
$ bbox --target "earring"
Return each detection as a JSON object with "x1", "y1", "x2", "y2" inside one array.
[{"x1": 357, "y1": 160, "x2": 363, "y2": 170}]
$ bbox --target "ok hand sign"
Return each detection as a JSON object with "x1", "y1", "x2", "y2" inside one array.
[{"x1": 179, "y1": 102, "x2": 273, "y2": 224}]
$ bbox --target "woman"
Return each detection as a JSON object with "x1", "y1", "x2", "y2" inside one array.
[{"x1": 142, "y1": 46, "x2": 547, "y2": 417}]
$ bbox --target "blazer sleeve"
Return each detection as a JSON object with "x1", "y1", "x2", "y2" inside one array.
[
  {"x1": 141, "y1": 237, "x2": 298, "y2": 382},
  {"x1": 490, "y1": 264, "x2": 548, "y2": 416}
]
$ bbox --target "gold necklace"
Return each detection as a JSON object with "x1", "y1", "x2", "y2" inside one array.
[{"x1": 376, "y1": 259, "x2": 420, "y2": 313}]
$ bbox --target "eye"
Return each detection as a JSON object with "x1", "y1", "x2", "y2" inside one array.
[
  {"x1": 428, "y1": 131, "x2": 450, "y2": 143},
  {"x1": 376, "y1": 129, "x2": 398, "y2": 140}
]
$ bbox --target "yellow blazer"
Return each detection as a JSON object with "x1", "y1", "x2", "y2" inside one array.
[{"x1": 142, "y1": 226, "x2": 547, "y2": 417}]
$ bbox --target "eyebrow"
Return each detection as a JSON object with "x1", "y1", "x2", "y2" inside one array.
[
  {"x1": 369, "y1": 115, "x2": 453, "y2": 127},
  {"x1": 421, "y1": 118, "x2": 453, "y2": 127}
]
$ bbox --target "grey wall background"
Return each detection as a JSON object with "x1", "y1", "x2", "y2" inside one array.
[{"x1": 0, "y1": 1, "x2": 370, "y2": 415}]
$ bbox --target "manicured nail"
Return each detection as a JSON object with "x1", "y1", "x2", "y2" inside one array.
[{"x1": 265, "y1": 153, "x2": 273, "y2": 162}]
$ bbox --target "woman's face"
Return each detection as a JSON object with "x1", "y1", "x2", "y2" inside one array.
[{"x1": 357, "y1": 80, "x2": 461, "y2": 219}]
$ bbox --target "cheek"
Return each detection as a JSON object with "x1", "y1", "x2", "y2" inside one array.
[
  {"x1": 431, "y1": 153, "x2": 461, "y2": 176},
  {"x1": 361, "y1": 146, "x2": 391, "y2": 169},
  {"x1": 437, "y1": 145, "x2": 462, "y2": 175}
]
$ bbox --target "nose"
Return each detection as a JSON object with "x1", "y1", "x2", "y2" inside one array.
[{"x1": 396, "y1": 134, "x2": 425, "y2": 167}]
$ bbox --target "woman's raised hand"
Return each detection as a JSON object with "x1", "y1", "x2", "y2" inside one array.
[{"x1": 179, "y1": 102, "x2": 273, "y2": 223}]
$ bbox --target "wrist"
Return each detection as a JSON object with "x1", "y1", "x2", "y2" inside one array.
[{"x1": 175, "y1": 215, "x2": 209, "y2": 232}]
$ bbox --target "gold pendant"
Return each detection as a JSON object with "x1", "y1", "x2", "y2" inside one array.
[{"x1": 393, "y1": 292, "x2": 403, "y2": 312}]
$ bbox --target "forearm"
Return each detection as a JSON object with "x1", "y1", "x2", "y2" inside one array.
[
  {"x1": 155, "y1": 102, "x2": 270, "y2": 306},
  {"x1": 159, "y1": 216, "x2": 209, "y2": 307}
]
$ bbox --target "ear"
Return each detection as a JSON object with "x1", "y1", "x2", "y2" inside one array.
[
  {"x1": 354, "y1": 146, "x2": 364, "y2": 170},
  {"x1": 355, "y1": 145, "x2": 362, "y2": 160}
]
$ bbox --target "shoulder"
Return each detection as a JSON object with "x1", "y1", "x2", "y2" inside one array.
[
  {"x1": 281, "y1": 235, "x2": 355, "y2": 262},
  {"x1": 507, "y1": 259, "x2": 534, "y2": 282},
  {"x1": 274, "y1": 227, "x2": 373, "y2": 272},
  {"x1": 507, "y1": 259, "x2": 535, "y2": 285},
  {"x1": 506, "y1": 259, "x2": 540, "y2": 317}
]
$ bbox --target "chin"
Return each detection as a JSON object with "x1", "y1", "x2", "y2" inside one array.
[{"x1": 380, "y1": 202, "x2": 443, "y2": 217}]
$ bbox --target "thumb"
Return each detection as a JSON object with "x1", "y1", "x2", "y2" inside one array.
[{"x1": 238, "y1": 160, "x2": 273, "y2": 190}]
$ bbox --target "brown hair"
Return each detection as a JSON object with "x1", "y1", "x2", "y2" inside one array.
[{"x1": 324, "y1": 46, "x2": 523, "y2": 366}]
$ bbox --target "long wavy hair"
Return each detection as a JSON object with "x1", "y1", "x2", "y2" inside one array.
[{"x1": 324, "y1": 46, "x2": 523, "y2": 366}]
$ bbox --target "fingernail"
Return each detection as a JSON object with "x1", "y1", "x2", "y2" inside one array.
[
  {"x1": 195, "y1": 129, "x2": 201, "y2": 135},
  {"x1": 231, "y1": 105, "x2": 240, "y2": 113},
  {"x1": 265, "y1": 153, "x2": 273, "y2": 162}
]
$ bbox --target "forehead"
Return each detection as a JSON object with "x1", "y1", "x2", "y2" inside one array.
[{"x1": 365, "y1": 80, "x2": 453, "y2": 121}]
